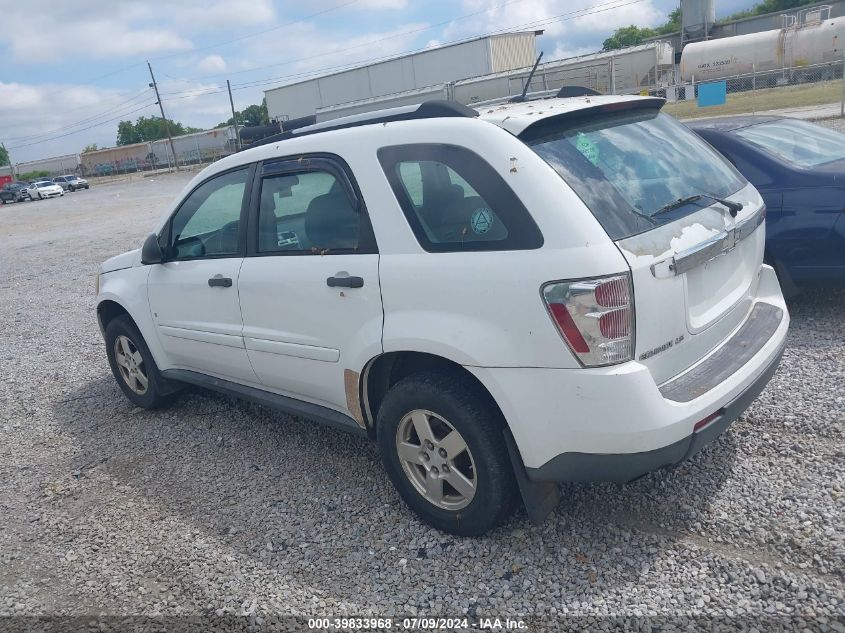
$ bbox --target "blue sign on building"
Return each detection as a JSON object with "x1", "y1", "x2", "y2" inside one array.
[{"x1": 698, "y1": 81, "x2": 727, "y2": 108}]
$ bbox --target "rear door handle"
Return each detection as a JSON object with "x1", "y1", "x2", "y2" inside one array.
[
  {"x1": 208, "y1": 275, "x2": 233, "y2": 288},
  {"x1": 327, "y1": 275, "x2": 364, "y2": 288}
]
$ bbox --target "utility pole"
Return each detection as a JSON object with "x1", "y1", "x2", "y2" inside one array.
[
  {"x1": 227, "y1": 80, "x2": 241, "y2": 150},
  {"x1": 147, "y1": 61, "x2": 179, "y2": 171}
]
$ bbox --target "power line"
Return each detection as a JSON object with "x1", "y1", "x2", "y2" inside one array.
[
  {"x1": 160, "y1": 0, "x2": 645, "y2": 101},
  {"x1": 6, "y1": 102, "x2": 157, "y2": 150},
  {"x1": 7, "y1": 0, "x2": 645, "y2": 153},
  {"x1": 26, "y1": 63, "x2": 147, "y2": 106},
  {"x1": 227, "y1": 0, "x2": 647, "y2": 92},
  {"x1": 148, "y1": 0, "x2": 362, "y2": 62},
  {"x1": 164, "y1": 0, "x2": 536, "y2": 85},
  {"x1": 3, "y1": 88, "x2": 154, "y2": 143}
]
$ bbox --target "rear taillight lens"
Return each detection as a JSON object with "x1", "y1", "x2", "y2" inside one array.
[{"x1": 542, "y1": 273, "x2": 634, "y2": 367}]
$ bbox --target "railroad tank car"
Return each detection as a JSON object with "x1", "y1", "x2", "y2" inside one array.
[{"x1": 680, "y1": 18, "x2": 845, "y2": 82}]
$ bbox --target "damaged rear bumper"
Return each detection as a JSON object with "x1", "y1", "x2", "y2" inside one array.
[{"x1": 523, "y1": 338, "x2": 784, "y2": 484}]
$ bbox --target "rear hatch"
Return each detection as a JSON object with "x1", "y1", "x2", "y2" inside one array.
[{"x1": 523, "y1": 102, "x2": 766, "y2": 384}]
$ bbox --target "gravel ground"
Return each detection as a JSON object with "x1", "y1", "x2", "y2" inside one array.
[{"x1": 0, "y1": 173, "x2": 843, "y2": 631}]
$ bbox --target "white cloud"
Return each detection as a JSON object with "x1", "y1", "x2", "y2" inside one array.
[
  {"x1": 198, "y1": 55, "x2": 228, "y2": 73},
  {"x1": 166, "y1": 0, "x2": 276, "y2": 29},
  {"x1": 3, "y1": 19, "x2": 192, "y2": 63},
  {"x1": 236, "y1": 21, "x2": 430, "y2": 82},
  {"x1": 0, "y1": 82, "x2": 159, "y2": 162},
  {"x1": 443, "y1": 0, "x2": 663, "y2": 59},
  {"x1": 0, "y1": 0, "x2": 278, "y2": 63}
]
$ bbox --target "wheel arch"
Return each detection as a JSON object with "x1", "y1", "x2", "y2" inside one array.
[
  {"x1": 360, "y1": 350, "x2": 558, "y2": 525},
  {"x1": 360, "y1": 351, "x2": 506, "y2": 436},
  {"x1": 96, "y1": 298, "x2": 133, "y2": 334}
]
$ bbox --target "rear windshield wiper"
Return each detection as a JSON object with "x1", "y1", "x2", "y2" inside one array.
[{"x1": 652, "y1": 193, "x2": 743, "y2": 218}]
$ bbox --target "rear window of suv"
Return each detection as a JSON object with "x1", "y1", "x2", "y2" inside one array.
[
  {"x1": 378, "y1": 144, "x2": 543, "y2": 252},
  {"x1": 523, "y1": 108, "x2": 746, "y2": 240}
]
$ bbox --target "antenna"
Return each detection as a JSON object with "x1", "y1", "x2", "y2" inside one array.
[{"x1": 510, "y1": 52, "x2": 544, "y2": 103}]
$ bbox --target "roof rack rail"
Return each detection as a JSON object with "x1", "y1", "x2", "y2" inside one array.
[{"x1": 248, "y1": 100, "x2": 478, "y2": 148}]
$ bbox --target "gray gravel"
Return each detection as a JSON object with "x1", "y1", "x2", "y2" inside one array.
[{"x1": 0, "y1": 172, "x2": 843, "y2": 629}]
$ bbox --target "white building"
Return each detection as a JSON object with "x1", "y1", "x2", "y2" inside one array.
[{"x1": 264, "y1": 32, "x2": 539, "y2": 122}]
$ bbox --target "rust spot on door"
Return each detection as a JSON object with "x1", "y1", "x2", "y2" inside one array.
[{"x1": 344, "y1": 369, "x2": 366, "y2": 428}]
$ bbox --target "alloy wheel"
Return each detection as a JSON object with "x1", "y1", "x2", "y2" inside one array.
[
  {"x1": 113, "y1": 335, "x2": 149, "y2": 395},
  {"x1": 395, "y1": 409, "x2": 477, "y2": 510}
]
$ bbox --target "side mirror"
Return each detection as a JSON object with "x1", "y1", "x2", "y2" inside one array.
[{"x1": 141, "y1": 233, "x2": 164, "y2": 265}]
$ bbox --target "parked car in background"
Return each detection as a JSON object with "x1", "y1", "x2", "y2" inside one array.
[
  {"x1": 53, "y1": 174, "x2": 90, "y2": 191},
  {"x1": 96, "y1": 97, "x2": 788, "y2": 535},
  {"x1": 25, "y1": 180, "x2": 64, "y2": 200},
  {"x1": 687, "y1": 116, "x2": 845, "y2": 292},
  {"x1": 1, "y1": 182, "x2": 32, "y2": 204}
]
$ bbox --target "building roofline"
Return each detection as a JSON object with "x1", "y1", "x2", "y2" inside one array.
[{"x1": 264, "y1": 30, "x2": 541, "y2": 95}]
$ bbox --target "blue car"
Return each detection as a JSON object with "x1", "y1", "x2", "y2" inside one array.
[{"x1": 687, "y1": 116, "x2": 845, "y2": 293}]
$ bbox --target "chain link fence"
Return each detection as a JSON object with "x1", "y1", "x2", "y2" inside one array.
[{"x1": 661, "y1": 60, "x2": 845, "y2": 118}]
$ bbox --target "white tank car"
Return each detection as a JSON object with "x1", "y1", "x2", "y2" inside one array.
[{"x1": 680, "y1": 18, "x2": 845, "y2": 82}]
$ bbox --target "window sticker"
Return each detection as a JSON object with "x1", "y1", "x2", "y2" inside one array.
[
  {"x1": 575, "y1": 133, "x2": 599, "y2": 166},
  {"x1": 470, "y1": 207, "x2": 494, "y2": 235}
]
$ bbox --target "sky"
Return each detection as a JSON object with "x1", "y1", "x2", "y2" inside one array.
[{"x1": 0, "y1": 0, "x2": 754, "y2": 164}]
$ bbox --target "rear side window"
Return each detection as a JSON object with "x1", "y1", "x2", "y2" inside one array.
[{"x1": 378, "y1": 144, "x2": 543, "y2": 252}]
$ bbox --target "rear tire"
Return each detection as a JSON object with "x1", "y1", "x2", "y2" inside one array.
[
  {"x1": 105, "y1": 315, "x2": 174, "y2": 409},
  {"x1": 376, "y1": 370, "x2": 518, "y2": 536}
]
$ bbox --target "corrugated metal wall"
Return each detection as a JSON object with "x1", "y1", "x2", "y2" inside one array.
[
  {"x1": 78, "y1": 127, "x2": 237, "y2": 176},
  {"x1": 15, "y1": 154, "x2": 80, "y2": 176},
  {"x1": 489, "y1": 33, "x2": 537, "y2": 73},
  {"x1": 265, "y1": 33, "x2": 536, "y2": 121}
]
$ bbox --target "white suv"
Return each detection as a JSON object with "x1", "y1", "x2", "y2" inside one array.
[{"x1": 96, "y1": 97, "x2": 789, "y2": 535}]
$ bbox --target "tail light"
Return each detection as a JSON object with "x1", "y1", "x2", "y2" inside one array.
[{"x1": 542, "y1": 273, "x2": 634, "y2": 367}]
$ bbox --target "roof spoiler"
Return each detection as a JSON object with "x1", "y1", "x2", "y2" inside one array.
[
  {"x1": 518, "y1": 97, "x2": 667, "y2": 141},
  {"x1": 556, "y1": 86, "x2": 602, "y2": 98}
]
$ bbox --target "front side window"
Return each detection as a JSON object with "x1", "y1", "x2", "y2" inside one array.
[
  {"x1": 169, "y1": 167, "x2": 249, "y2": 259},
  {"x1": 735, "y1": 119, "x2": 845, "y2": 169},
  {"x1": 378, "y1": 144, "x2": 543, "y2": 252},
  {"x1": 257, "y1": 169, "x2": 360, "y2": 253},
  {"x1": 525, "y1": 109, "x2": 747, "y2": 240}
]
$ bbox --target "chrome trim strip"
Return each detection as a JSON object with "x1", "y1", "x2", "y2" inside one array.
[{"x1": 651, "y1": 205, "x2": 766, "y2": 278}]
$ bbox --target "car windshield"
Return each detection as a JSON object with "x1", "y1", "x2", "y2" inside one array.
[
  {"x1": 735, "y1": 119, "x2": 845, "y2": 168},
  {"x1": 524, "y1": 108, "x2": 746, "y2": 240},
  {"x1": 36, "y1": 181, "x2": 53, "y2": 187}
]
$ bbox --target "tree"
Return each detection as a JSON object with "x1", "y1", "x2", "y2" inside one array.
[
  {"x1": 117, "y1": 119, "x2": 142, "y2": 146},
  {"x1": 116, "y1": 116, "x2": 199, "y2": 146},
  {"x1": 602, "y1": 25, "x2": 656, "y2": 51},
  {"x1": 655, "y1": 8, "x2": 681, "y2": 35},
  {"x1": 722, "y1": 0, "x2": 817, "y2": 22},
  {"x1": 82, "y1": 143, "x2": 99, "y2": 153},
  {"x1": 216, "y1": 98, "x2": 270, "y2": 128},
  {"x1": 0, "y1": 144, "x2": 9, "y2": 167}
]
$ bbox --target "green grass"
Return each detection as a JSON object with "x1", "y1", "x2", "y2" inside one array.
[{"x1": 664, "y1": 79, "x2": 843, "y2": 119}]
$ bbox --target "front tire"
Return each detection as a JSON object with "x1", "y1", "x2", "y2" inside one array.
[
  {"x1": 376, "y1": 370, "x2": 518, "y2": 536},
  {"x1": 105, "y1": 315, "x2": 173, "y2": 409}
]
